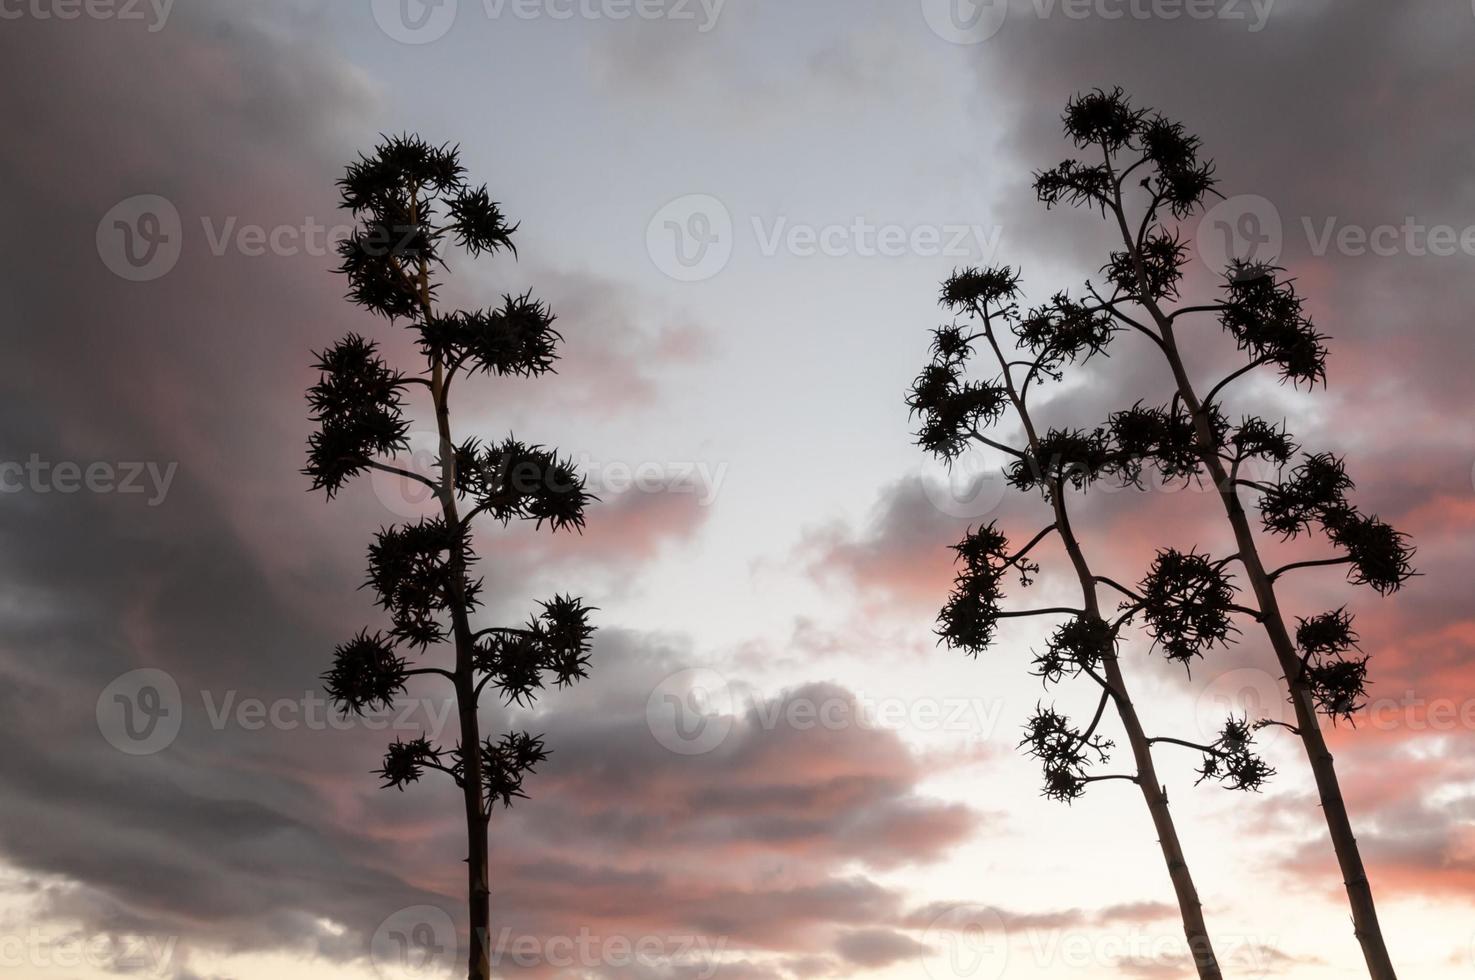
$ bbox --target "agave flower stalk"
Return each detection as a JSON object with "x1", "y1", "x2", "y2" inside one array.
[
  {"x1": 306, "y1": 136, "x2": 597, "y2": 980},
  {"x1": 1030, "y1": 88, "x2": 1416, "y2": 979},
  {"x1": 912, "y1": 266, "x2": 1273, "y2": 980}
]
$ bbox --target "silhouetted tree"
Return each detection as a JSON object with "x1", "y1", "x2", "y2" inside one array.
[
  {"x1": 306, "y1": 136, "x2": 596, "y2": 980},
  {"x1": 912, "y1": 266, "x2": 1273, "y2": 980},
  {"x1": 1029, "y1": 87, "x2": 1415, "y2": 979}
]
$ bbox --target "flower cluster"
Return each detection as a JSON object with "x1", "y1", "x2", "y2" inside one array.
[
  {"x1": 474, "y1": 596, "x2": 597, "y2": 706},
  {"x1": 1021, "y1": 705, "x2": 1114, "y2": 803},
  {"x1": 937, "y1": 523, "x2": 1018, "y2": 655},
  {"x1": 1031, "y1": 616, "x2": 1115, "y2": 686},
  {"x1": 1195, "y1": 717, "x2": 1274, "y2": 792},
  {"x1": 1219, "y1": 265, "x2": 1329, "y2": 388},
  {"x1": 454, "y1": 437, "x2": 592, "y2": 532},
  {"x1": 418, "y1": 292, "x2": 562, "y2": 378},
  {"x1": 304, "y1": 335, "x2": 410, "y2": 497},
  {"x1": 1138, "y1": 549, "x2": 1239, "y2": 665},
  {"x1": 1035, "y1": 87, "x2": 1217, "y2": 223}
]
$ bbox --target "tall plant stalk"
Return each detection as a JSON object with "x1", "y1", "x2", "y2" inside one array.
[
  {"x1": 306, "y1": 136, "x2": 598, "y2": 980},
  {"x1": 913, "y1": 267, "x2": 1273, "y2": 979},
  {"x1": 1029, "y1": 88, "x2": 1416, "y2": 978}
]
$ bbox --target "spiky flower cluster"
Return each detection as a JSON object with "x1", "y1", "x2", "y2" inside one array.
[
  {"x1": 474, "y1": 596, "x2": 597, "y2": 705},
  {"x1": 304, "y1": 336, "x2": 410, "y2": 497},
  {"x1": 1325, "y1": 511, "x2": 1416, "y2": 596},
  {"x1": 1016, "y1": 294, "x2": 1117, "y2": 372},
  {"x1": 1293, "y1": 608, "x2": 1368, "y2": 723},
  {"x1": 322, "y1": 630, "x2": 409, "y2": 715},
  {"x1": 454, "y1": 732, "x2": 550, "y2": 809},
  {"x1": 1195, "y1": 717, "x2": 1274, "y2": 792},
  {"x1": 418, "y1": 293, "x2": 561, "y2": 378},
  {"x1": 365, "y1": 518, "x2": 477, "y2": 648},
  {"x1": 1260, "y1": 454, "x2": 1415, "y2": 594},
  {"x1": 939, "y1": 265, "x2": 1022, "y2": 313},
  {"x1": 1230, "y1": 416, "x2": 1297, "y2": 468},
  {"x1": 377, "y1": 736, "x2": 443, "y2": 790},
  {"x1": 908, "y1": 327, "x2": 1010, "y2": 461},
  {"x1": 1021, "y1": 705, "x2": 1114, "y2": 803},
  {"x1": 454, "y1": 437, "x2": 592, "y2": 532},
  {"x1": 1008, "y1": 428, "x2": 1111, "y2": 497},
  {"x1": 1219, "y1": 265, "x2": 1328, "y2": 388},
  {"x1": 1104, "y1": 231, "x2": 1188, "y2": 302},
  {"x1": 1107, "y1": 401, "x2": 1216, "y2": 487},
  {"x1": 1036, "y1": 87, "x2": 1216, "y2": 222},
  {"x1": 1138, "y1": 550, "x2": 1239, "y2": 665},
  {"x1": 1259, "y1": 453, "x2": 1354, "y2": 539},
  {"x1": 336, "y1": 134, "x2": 516, "y2": 320},
  {"x1": 1031, "y1": 616, "x2": 1115, "y2": 685},
  {"x1": 938, "y1": 523, "x2": 1018, "y2": 655}
]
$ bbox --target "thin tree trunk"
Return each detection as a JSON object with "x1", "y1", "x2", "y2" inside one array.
[
  {"x1": 414, "y1": 221, "x2": 494, "y2": 980},
  {"x1": 1056, "y1": 489, "x2": 1223, "y2": 980},
  {"x1": 1102, "y1": 179, "x2": 1397, "y2": 977},
  {"x1": 1158, "y1": 324, "x2": 1396, "y2": 980},
  {"x1": 981, "y1": 323, "x2": 1224, "y2": 980},
  {"x1": 432, "y1": 354, "x2": 493, "y2": 980}
]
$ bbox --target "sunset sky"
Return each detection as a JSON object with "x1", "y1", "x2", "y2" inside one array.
[{"x1": 2, "y1": 1, "x2": 1475, "y2": 978}]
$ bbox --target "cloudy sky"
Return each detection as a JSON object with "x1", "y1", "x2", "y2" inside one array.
[{"x1": 2, "y1": 0, "x2": 1474, "y2": 978}]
